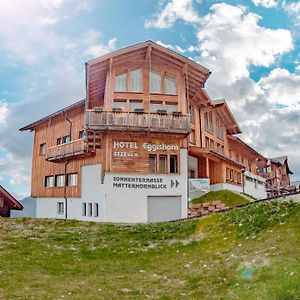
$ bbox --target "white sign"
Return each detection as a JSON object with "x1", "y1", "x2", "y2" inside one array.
[{"x1": 189, "y1": 178, "x2": 210, "y2": 192}]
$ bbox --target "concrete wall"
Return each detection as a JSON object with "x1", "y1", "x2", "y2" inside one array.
[
  {"x1": 243, "y1": 171, "x2": 267, "y2": 199},
  {"x1": 210, "y1": 183, "x2": 243, "y2": 193},
  {"x1": 36, "y1": 150, "x2": 188, "y2": 223}
]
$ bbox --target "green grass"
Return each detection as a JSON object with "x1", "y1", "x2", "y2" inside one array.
[
  {"x1": 0, "y1": 201, "x2": 299, "y2": 299},
  {"x1": 190, "y1": 189, "x2": 250, "y2": 207},
  {"x1": 241, "y1": 192, "x2": 257, "y2": 201}
]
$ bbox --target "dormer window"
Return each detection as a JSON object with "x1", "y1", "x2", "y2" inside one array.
[
  {"x1": 130, "y1": 68, "x2": 142, "y2": 92},
  {"x1": 150, "y1": 69, "x2": 162, "y2": 94},
  {"x1": 115, "y1": 72, "x2": 127, "y2": 92}
]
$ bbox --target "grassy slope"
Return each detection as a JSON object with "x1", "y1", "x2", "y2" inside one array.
[
  {"x1": 0, "y1": 201, "x2": 299, "y2": 300},
  {"x1": 190, "y1": 190, "x2": 250, "y2": 207}
]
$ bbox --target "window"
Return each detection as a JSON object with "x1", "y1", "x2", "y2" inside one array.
[
  {"x1": 113, "y1": 99, "x2": 127, "y2": 110},
  {"x1": 170, "y1": 155, "x2": 178, "y2": 174},
  {"x1": 149, "y1": 155, "x2": 157, "y2": 173},
  {"x1": 82, "y1": 203, "x2": 86, "y2": 216},
  {"x1": 55, "y1": 175, "x2": 65, "y2": 187},
  {"x1": 149, "y1": 101, "x2": 163, "y2": 112},
  {"x1": 57, "y1": 202, "x2": 64, "y2": 215},
  {"x1": 63, "y1": 135, "x2": 71, "y2": 144},
  {"x1": 57, "y1": 138, "x2": 62, "y2": 145},
  {"x1": 88, "y1": 203, "x2": 93, "y2": 216},
  {"x1": 115, "y1": 72, "x2": 127, "y2": 92},
  {"x1": 189, "y1": 130, "x2": 195, "y2": 144},
  {"x1": 79, "y1": 130, "x2": 84, "y2": 139},
  {"x1": 94, "y1": 203, "x2": 99, "y2": 217},
  {"x1": 150, "y1": 69, "x2": 162, "y2": 93},
  {"x1": 129, "y1": 100, "x2": 143, "y2": 111},
  {"x1": 216, "y1": 117, "x2": 224, "y2": 140},
  {"x1": 165, "y1": 102, "x2": 178, "y2": 113},
  {"x1": 67, "y1": 173, "x2": 78, "y2": 187},
  {"x1": 40, "y1": 143, "x2": 46, "y2": 156},
  {"x1": 45, "y1": 176, "x2": 54, "y2": 188},
  {"x1": 190, "y1": 107, "x2": 195, "y2": 123},
  {"x1": 130, "y1": 68, "x2": 142, "y2": 92},
  {"x1": 159, "y1": 155, "x2": 167, "y2": 174},
  {"x1": 165, "y1": 75, "x2": 177, "y2": 95},
  {"x1": 204, "y1": 111, "x2": 214, "y2": 133}
]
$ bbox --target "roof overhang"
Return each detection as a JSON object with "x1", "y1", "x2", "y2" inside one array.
[
  {"x1": 0, "y1": 185, "x2": 23, "y2": 210},
  {"x1": 19, "y1": 99, "x2": 85, "y2": 132},
  {"x1": 86, "y1": 40, "x2": 212, "y2": 107},
  {"x1": 214, "y1": 99, "x2": 241, "y2": 135}
]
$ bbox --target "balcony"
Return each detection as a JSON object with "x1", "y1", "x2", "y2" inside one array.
[
  {"x1": 46, "y1": 139, "x2": 92, "y2": 162},
  {"x1": 85, "y1": 110, "x2": 191, "y2": 134}
]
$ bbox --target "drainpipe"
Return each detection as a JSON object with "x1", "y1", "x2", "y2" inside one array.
[
  {"x1": 65, "y1": 115, "x2": 72, "y2": 139},
  {"x1": 64, "y1": 160, "x2": 70, "y2": 220}
]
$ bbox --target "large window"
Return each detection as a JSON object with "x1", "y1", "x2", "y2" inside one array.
[
  {"x1": 55, "y1": 175, "x2": 65, "y2": 187},
  {"x1": 129, "y1": 100, "x2": 143, "y2": 111},
  {"x1": 149, "y1": 154, "x2": 157, "y2": 173},
  {"x1": 67, "y1": 173, "x2": 78, "y2": 187},
  {"x1": 150, "y1": 69, "x2": 162, "y2": 93},
  {"x1": 115, "y1": 72, "x2": 127, "y2": 92},
  {"x1": 45, "y1": 176, "x2": 54, "y2": 188},
  {"x1": 130, "y1": 68, "x2": 142, "y2": 92},
  {"x1": 159, "y1": 155, "x2": 167, "y2": 174},
  {"x1": 165, "y1": 102, "x2": 177, "y2": 113},
  {"x1": 165, "y1": 75, "x2": 177, "y2": 95},
  {"x1": 149, "y1": 154, "x2": 179, "y2": 174},
  {"x1": 170, "y1": 155, "x2": 178, "y2": 174},
  {"x1": 149, "y1": 101, "x2": 163, "y2": 112},
  {"x1": 113, "y1": 99, "x2": 127, "y2": 110}
]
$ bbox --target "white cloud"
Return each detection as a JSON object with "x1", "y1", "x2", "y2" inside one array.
[
  {"x1": 197, "y1": 3, "x2": 293, "y2": 85},
  {"x1": 0, "y1": 101, "x2": 9, "y2": 124},
  {"x1": 258, "y1": 68, "x2": 300, "y2": 106},
  {"x1": 145, "y1": 0, "x2": 200, "y2": 29},
  {"x1": 282, "y1": 1, "x2": 300, "y2": 14},
  {"x1": 252, "y1": 0, "x2": 277, "y2": 8}
]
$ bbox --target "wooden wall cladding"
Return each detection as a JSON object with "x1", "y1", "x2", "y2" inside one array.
[
  {"x1": 31, "y1": 105, "x2": 104, "y2": 198},
  {"x1": 109, "y1": 133, "x2": 183, "y2": 174}
]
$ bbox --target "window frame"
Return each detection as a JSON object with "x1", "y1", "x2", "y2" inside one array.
[
  {"x1": 55, "y1": 174, "x2": 65, "y2": 187},
  {"x1": 57, "y1": 202, "x2": 64, "y2": 215}
]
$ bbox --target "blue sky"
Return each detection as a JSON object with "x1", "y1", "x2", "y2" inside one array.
[{"x1": 0, "y1": 0, "x2": 300, "y2": 198}]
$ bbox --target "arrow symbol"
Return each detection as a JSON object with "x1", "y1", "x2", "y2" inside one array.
[
  {"x1": 176, "y1": 180, "x2": 179, "y2": 188},
  {"x1": 171, "y1": 179, "x2": 174, "y2": 188}
]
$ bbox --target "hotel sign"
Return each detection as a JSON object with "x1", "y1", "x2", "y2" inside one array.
[{"x1": 113, "y1": 140, "x2": 179, "y2": 158}]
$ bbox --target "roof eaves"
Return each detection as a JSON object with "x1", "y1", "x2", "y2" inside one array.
[{"x1": 19, "y1": 99, "x2": 85, "y2": 132}]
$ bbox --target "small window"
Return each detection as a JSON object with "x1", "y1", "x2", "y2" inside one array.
[
  {"x1": 63, "y1": 135, "x2": 71, "y2": 144},
  {"x1": 149, "y1": 101, "x2": 163, "y2": 112},
  {"x1": 82, "y1": 203, "x2": 86, "y2": 216},
  {"x1": 94, "y1": 203, "x2": 99, "y2": 217},
  {"x1": 88, "y1": 203, "x2": 93, "y2": 216},
  {"x1": 115, "y1": 72, "x2": 127, "y2": 92},
  {"x1": 165, "y1": 102, "x2": 178, "y2": 113},
  {"x1": 57, "y1": 138, "x2": 62, "y2": 145},
  {"x1": 130, "y1": 68, "x2": 142, "y2": 92},
  {"x1": 165, "y1": 75, "x2": 177, "y2": 95},
  {"x1": 149, "y1": 155, "x2": 157, "y2": 173},
  {"x1": 159, "y1": 155, "x2": 167, "y2": 174},
  {"x1": 67, "y1": 173, "x2": 78, "y2": 187},
  {"x1": 170, "y1": 155, "x2": 178, "y2": 174},
  {"x1": 129, "y1": 100, "x2": 143, "y2": 111},
  {"x1": 113, "y1": 100, "x2": 127, "y2": 110},
  {"x1": 57, "y1": 202, "x2": 64, "y2": 215},
  {"x1": 150, "y1": 69, "x2": 162, "y2": 94},
  {"x1": 45, "y1": 176, "x2": 54, "y2": 188},
  {"x1": 79, "y1": 130, "x2": 84, "y2": 139},
  {"x1": 55, "y1": 175, "x2": 65, "y2": 187},
  {"x1": 40, "y1": 143, "x2": 46, "y2": 156}
]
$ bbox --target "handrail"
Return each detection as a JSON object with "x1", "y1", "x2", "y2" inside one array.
[{"x1": 85, "y1": 110, "x2": 191, "y2": 134}]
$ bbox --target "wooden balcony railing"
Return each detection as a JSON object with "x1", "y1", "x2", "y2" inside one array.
[
  {"x1": 46, "y1": 138, "x2": 89, "y2": 162},
  {"x1": 85, "y1": 110, "x2": 191, "y2": 134}
]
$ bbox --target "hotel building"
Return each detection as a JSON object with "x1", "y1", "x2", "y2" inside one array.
[{"x1": 20, "y1": 41, "x2": 289, "y2": 223}]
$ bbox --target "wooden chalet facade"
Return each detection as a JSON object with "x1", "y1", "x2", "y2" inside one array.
[
  {"x1": 0, "y1": 185, "x2": 23, "y2": 217},
  {"x1": 20, "y1": 41, "x2": 292, "y2": 223}
]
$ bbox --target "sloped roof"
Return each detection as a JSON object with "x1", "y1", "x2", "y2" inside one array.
[
  {"x1": 213, "y1": 99, "x2": 241, "y2": 135},
  {"x1": 0, "y1": 185, "x2": 23, "y2": 210},
  {"x1": 271, "y1": 156, "x2": 293, "y2": 175},
  {"x1": 87, "y1": 40, "x2": 212, "y2": 107},
  {"x1": 19, "y1": 99, "x2": 85, "y2": 132}
]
